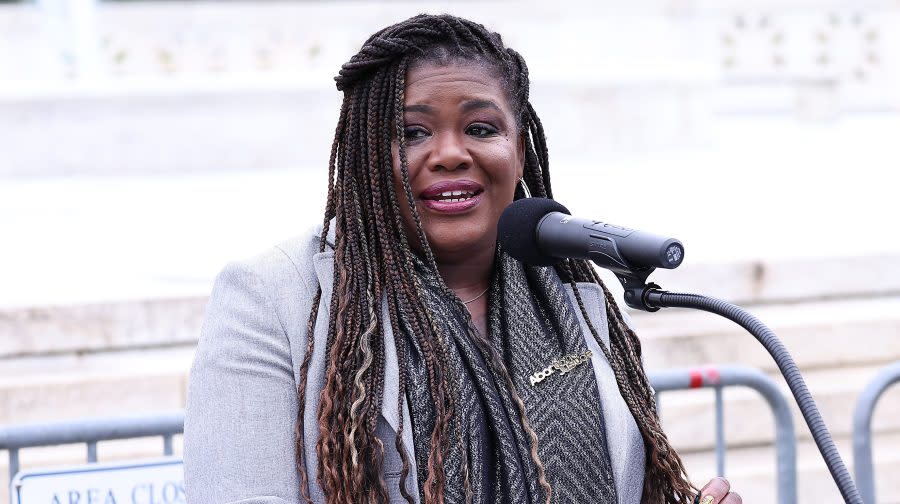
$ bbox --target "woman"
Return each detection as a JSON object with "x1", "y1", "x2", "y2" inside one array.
[{"x1": 185, "y1": 14, "x2": 740, "y2": 504}]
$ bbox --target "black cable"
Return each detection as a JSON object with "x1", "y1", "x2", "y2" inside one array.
[{"x1": 645, "y1": 290, "x2": 863, "y2": 504}]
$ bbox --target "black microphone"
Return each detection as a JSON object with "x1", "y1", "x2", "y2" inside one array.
[{"x1": 497, "y1": 198, "x2": 684, "y2": 276}]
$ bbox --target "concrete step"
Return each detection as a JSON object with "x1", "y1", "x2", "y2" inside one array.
[
  {"x1": 629, "y1": 253, "x2": 900, "y2": 307},
  {"x1": 656, "y1": 363, "x2": 900, "y2": 453},
  {"x1": 679, "y1": 432, "x2": 900, "y2": 504},
  {"x1": 5, "y1": 268, "x2": 900, "y2": 363},
  {"x1": 0, "y1": 297, "x2": 206, "y2": 359},
  {"x1": 633, "y1": 295, "x2": 900, "y2": 372},
  {"x1": 0, "y1": 346, "x2": 193, "y2": 425}
]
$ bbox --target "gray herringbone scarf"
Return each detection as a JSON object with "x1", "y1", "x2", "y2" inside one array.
[{"x1": 403, "y1": 250, "x2": 618, "y2": 504}]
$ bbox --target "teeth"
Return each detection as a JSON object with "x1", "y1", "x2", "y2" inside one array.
[{"x1": 435, "y1": 190, "x2": 474, "y2": 201}]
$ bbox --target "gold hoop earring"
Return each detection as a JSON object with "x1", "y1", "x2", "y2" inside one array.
[{"x1": 518, "y1": 177, "x2": 532, "y2": 198}]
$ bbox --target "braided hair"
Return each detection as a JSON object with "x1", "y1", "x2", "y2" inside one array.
[{"x1": 295, "y1": 13, "x2": 696, "y2": 504}]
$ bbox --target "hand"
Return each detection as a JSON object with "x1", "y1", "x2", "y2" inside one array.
[{"x1": 693, "y1": 477, "x2": 742, "y2": 504}]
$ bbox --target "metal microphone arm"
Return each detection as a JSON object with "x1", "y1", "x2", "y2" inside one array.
[{"x1": 609, "y1": 266, "x2": 863, "y2": 504}]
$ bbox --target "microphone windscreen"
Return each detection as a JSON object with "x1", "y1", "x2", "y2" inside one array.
[{"x1": 497, "y1": 198, "x2": 570, "y2": 266}]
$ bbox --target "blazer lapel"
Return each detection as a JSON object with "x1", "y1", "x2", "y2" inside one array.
[
  {"x1": 311, "y1": 245, "x2": 419, "y2": 499},
  {"x1": 569, "y1": 282, "x2": 645, "y2": 504},
  {"x1": 302, "y1": 250, "x2": 334, "y2": 504}
]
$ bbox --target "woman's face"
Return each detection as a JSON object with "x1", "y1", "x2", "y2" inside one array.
[{"x1": 393, "y1": 61, "x2": 524, "y2": 263}]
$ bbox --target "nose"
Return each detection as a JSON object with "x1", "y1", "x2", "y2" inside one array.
[{"x1": 428, "y1": 131, "x2": 473, "y2": 171}]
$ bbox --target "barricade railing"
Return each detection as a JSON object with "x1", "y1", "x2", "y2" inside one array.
[
  {"x1": 853, "y1": 360, "x2": 900, "y2": 504},
  {"x1": 0, "y1": 369, "x2": 795, "y2": 502},
  {"x1": 649, "y1": 365, "x2": 797, "y2": 504},
  {"x1": 0, "y1": 410, "x2": 184, "y2": 482}
]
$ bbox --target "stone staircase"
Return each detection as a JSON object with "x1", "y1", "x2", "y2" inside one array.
[
  {"x1": 2, "y1": 254, "x2": 899, "y2": 503},
  {"x1": 0, "y1": 301, "x2": 198, "y2": 502}
]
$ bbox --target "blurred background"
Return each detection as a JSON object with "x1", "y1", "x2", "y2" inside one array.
[{"x1": 1, "y1": 0, "x2": 899, "y2": 502}]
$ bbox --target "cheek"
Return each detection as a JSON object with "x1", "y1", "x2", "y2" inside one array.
[{"x1": 481, "y1": 143, "x2": 522, "y2": 194}]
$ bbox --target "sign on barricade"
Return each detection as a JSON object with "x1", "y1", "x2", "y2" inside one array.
[{"x1": 11, "y1": 458, "x2": 183, "y2": 504}]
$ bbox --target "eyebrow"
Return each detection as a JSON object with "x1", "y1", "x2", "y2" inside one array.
[
  {"x1": 460, "y1": 99, "x2": 502, "y2": 114},
  {"x1": 403, "y1": 104, "x2": 435, "y2": 114},
  {"x1": 402, "y1": 100, "x2": 503, "y2": 115}
]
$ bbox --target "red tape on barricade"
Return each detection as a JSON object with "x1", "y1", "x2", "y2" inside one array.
[{"x1": 687, "y1": 366, "x2": 721, "y2": 388}]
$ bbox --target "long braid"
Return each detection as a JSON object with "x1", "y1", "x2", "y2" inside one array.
[
  {"x1": 298, "y1": 13, "x2": 694, "y2": 504},
  {"x1": 343, "y1": 65, "x2": 389, "y2": 502},
  {"x1": 294, "y1": 89, "x2": 351, "y2": 504},
  {"x1": 379, "y1": 60, "x2": 417, "y2": 503}
]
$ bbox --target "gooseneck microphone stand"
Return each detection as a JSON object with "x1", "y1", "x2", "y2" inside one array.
[
  {"x1": 497, "y1": 197, "x2": 863, "y2": 502},
  {"x1": 617, "y1": 270, "x2": 863, "y2": 504}
]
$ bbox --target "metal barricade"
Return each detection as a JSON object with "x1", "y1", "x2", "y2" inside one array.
[
  {"x1": 649, "y1": 365, "x2": 797, "y2": 504},
  {"x1": 0, "y1": 411, "x2": 184, "y2": 482},
  {"x1": 853, "y1": 360, "x2": 900, "y2": 504},
  {"x1": 0, "y1": 369, "x2": 796, "y2": 501}
]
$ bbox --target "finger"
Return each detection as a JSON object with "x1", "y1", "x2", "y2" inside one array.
[
  {"x1": 698, "y1": 477, "x2": 731, "y2": 504},
  {"x1": 721, "y1": 492, "x2": 742, "y2": 504}
]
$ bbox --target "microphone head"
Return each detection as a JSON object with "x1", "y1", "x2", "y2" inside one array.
[{"x1": 498, "y1": 198, "x2": 570, "y2": 266}]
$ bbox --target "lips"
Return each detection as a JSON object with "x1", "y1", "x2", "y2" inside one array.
[{"x1": 420, "y1": 180, "x2": 484, "y2": 213}]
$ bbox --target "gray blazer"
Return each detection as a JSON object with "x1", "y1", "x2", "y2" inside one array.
[{"x1": 184, "y1": 225, "x2": 645, "y2": 504}]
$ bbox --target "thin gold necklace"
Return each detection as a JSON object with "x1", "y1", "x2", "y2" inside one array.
[{"x1": 461, "y1": 287, "x2": 489, "y2": 305}]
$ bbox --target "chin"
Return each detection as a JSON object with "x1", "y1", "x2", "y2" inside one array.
[{"x1": 426, "y1": 223, "x2": 496, "y2": 261}]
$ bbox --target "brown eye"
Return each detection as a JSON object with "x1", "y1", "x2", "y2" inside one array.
[
  {"x1": 466, "y1": 123, "x2": 499, "y2": 137},
  {"x1": 403, "y1": 126, "x2": 429, "y2": 141}
]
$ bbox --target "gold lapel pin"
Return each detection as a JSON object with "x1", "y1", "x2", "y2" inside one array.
[{"x1": 529, "y1": 350, "x2": 593, "y2": 386}]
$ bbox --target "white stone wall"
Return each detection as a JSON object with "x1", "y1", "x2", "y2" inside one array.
[{"x1": 1, "y1": 0, "x2": 897, "y2": 177}]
